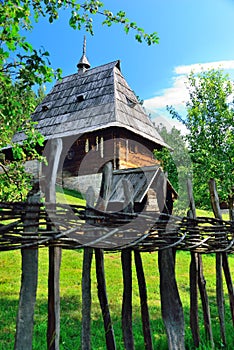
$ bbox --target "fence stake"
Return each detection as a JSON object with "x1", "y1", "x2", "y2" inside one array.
[
  {"x1": 134, "y1": 250, "x2": 153, "y2": 350},
  {"x1": 209, "y1": 179, "x2": 226, "y2": 346},
  {"x1": 14, "y1": 182, "x2": 40, "y2": 350},
  {"x1": 158, "y1": 173, "x2": 185, "y2": 350},
  {"x1": 43, "y1": 138, "x2": 63, "y2": 350},
  {"x1": 121, "y1": 248, "x2": 134, "y2": 349},
  {"x1": 94, "y1": 162, "x2": 116, "y2": 349}
]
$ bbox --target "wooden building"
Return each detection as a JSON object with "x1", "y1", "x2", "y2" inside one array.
[{"x1": 12, "y1": 39, "x2": 175, "y2": 204}]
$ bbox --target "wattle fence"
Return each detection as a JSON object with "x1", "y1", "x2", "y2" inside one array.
[{"x1": 0, "y1": 172, "x2": 233, "y2": 350}]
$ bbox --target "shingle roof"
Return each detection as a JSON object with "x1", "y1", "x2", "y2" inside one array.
[{"x1": 13, "y1": 60, "x2": 169, "y2": 148}]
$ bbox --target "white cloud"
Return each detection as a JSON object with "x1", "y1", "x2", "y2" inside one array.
[
  {"x1": 175, "y1": 60, "x2": 234, "y2": 75},
  {"x1": 144, "y1": 75, "x2": 188, "y2": 109},
  {"x1": 144, "y1": 60, "x2": 234, "y2": 111}
]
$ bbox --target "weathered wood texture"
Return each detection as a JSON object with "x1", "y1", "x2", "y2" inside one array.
[
  {"x1": 95, "y1": 249, "x2": 116, "y2": 349},
  {"x1": 95, "y1": 162, "x2": 116, "y2": 349},
  {"x1": 82, "y1": 186, "x2": 95, "y2": 350},
  {"x1": 121, "y1": 249, "x2": 134, "y2": 349},
  {"x1": 209, "y1": 179, "x2": 227, "y2": 346},
  {"x1": 82, "y1": 248, "x2": 93, "y2": 350},
  {"x1": 134, "y1": 251, "x2": 153, "y2": 350},
  {"x1": 158, "y1": 175, "x2": 185, "y2": 350},
  {"x1": 188, "y1": 180, "x2": 213, "y2": 346},
  {"x1": 187, "y1": 180, "x2": 200, "y2": 347},
  {"x1": 209, "y1": 179, "x2": 234, "y2": 331},
  {"x1": 14, "y1": 184, "x2": 40, "y2": 350},
  {"x1": 43, "y1": 138, "x2": 63, "y2": 350}
]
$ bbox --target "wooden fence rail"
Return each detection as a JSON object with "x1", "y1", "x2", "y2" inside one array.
[{"x1": 0, "y1": 176, "x2": 233, "y2": 349}]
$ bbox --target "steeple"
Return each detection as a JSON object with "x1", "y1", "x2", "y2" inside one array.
[{"x1": 77, "y1": 36, "x2": 91, "y2": 73}]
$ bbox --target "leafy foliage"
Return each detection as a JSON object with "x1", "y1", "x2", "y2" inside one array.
[
  {"x1": 154, "y1": 125, "x2": 191, "y2": 215},
  {"x1": 0, "y1": 1, "x2": 159, "y2": 201},
  {"x1": 168, "y1": 69, "x2": 234, "y2": 208}
]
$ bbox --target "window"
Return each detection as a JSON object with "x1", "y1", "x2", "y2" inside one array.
[
  {"x1": 100, "y1": 137, "x2": 104, "y2": 158},
  {"x1": 85, "y1": 138, "x2": 89, "y2": 153}
]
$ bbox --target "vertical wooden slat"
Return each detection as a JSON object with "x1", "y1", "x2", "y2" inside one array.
[
  {"x1": 222, "y1": 254, "x2": 234, "y2": 326},
  {"x1": 158, "y1": 173, "x2": 185, "y2": 350},
  {"x1": 82, "y1": 186, "x2": 94, "y2": 350},
  {"x1": 187, "y1": 179, "x2": 200, "y2": 347},
  {"x1": 121, "y1": 249, "x2": 134, "y2": 350},
  {"x1": 188, "y1": 178, "x2": 213, "y2": 346},
  {"x1": 209, "y1": 179, "x2": 226, "y2": 346},
  {"x1": 14, "y1": 182, "x2": 40, "y2": 350},
  {"x1": 94, "y1": 162, "x2": 116, "y2": 349},
  {"x1": 189, "y1": 252, "x2": 200, "y2": 347},
  {"x1": 47, "y1": 246, "x2": 62, "y2": 350},
  {"x1": 95, "y1": 249, "x2": 116, "y2": 349},
  {"x1": 43, "y1": 138, "x2": 63, "y2": 350},
  {"x1": 82, "y1": 248, "x2": 93, "y2": 350},
  {"x1": 134, "y1": 251, "x2": 153, "y2": 350},
  {"x1": 197, "y1": 254, "x2": 214, "y2": 347}
]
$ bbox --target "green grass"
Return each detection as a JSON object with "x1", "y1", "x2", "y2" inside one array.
[
  {"x1": 0, "y1": 198, "x2": 233, "y2": 349},
  {"x1": 0, "y1": 249, "x2": 233, "y2": 349},
  {"x1": 56, "y1": 186, "x2": 86, "y2": 206}
]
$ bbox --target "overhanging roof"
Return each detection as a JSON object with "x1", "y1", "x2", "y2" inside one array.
[{"x1": 13, "y1": 60, "x2": 170, "y2": 149}]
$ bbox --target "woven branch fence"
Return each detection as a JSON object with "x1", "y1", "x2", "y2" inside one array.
[{"x1": 0, "y1": 176, "x2": 233, "y2": 350}]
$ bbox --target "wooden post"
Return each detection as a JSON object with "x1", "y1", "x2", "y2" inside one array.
[
  {"x1": 82, "y1": 247, "x2": 93, "y2": 350},
  {"x1": 187, "y1": 179, "x2": 200, "y2": 347},
  {"x1": 209, "y1": 179, "x2": 226, "y2": 346},
  {"x1": 94, "y1": 162, "x2": 116, "y2": 349},
  {"x1": 43, "y1": 138, "x2": 63, "y2": 350},
  {"x1": 197, "y1": 254, "x2": 214, "y2": 348},
  {"x1": 157, "y1": 173, "x2": 185, "y2": 350},
  {"x1": 95, "y1": 249, "x2": 116, "y2": 349},
  {"x1": 81, "y1": 186, "x2": 94, "y2": 350},
  {"x1": 14, "y1": 181, "x2": 40, "y2": 350},
  {"x1": 134, "y1": 251, "x2": 153, "y2": 350},
  {"x1": 122, "y1": 178, "x2": 153, "y2": 349},
  {"x1": 187, "y1": 179, "x2": 214, "y2": 347},
  {"x1": 121, "y1": 249, "x2": 134, "y2": 350}
]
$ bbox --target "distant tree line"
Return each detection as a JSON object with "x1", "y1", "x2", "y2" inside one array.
[{"x1": 155, "y1": 69, "x2": 234, "y2": 210}]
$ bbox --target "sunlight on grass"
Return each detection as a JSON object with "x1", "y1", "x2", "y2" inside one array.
[{"x1": 0, "y1": 249, "x2": 233, "y2": 349}]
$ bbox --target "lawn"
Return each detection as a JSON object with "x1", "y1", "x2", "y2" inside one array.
[
  {"x1": 0, "y1": 248, "x2": 233, "y2": 349},
  {"x1": 0, "y1": 196, "x2": 233, "y2": 349}
]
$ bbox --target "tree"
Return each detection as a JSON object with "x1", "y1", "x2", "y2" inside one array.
[
  {"x1": 168, "y1": 69, "x2": 234, "y2": 208},
  {"x1": 0, "y1": 0, "x2": 159, "y2": 200},
  {"x1": 154, "y1": 125, "x2": 191, "y2": 215}
]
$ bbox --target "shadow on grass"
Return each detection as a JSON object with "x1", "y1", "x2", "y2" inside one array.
[{"x1": 1, "y1": 295, "x2": 234, "y2": 350}]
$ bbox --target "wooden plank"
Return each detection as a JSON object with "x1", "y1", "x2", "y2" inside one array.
[
  {"x1": 95, "y1": 249, "x2": 116, "y2": 349},
  {"x1": 43, "y1": 138, "x2": 63, "y2": 350},
  {"x1": 158, "y1": 175, "x2": 185, "y2": 350},
  {"x1": 187, "y1": 179, "x2": 200, "y2": 347},
  {"x1": 82, "y1": 186, "x2": 94, "y2": 350},
  {"x1": 94, "y1": 162, "x2": 116, "y2": 349},
  {"x1": 197, "y1": 254, "x2": 214, "y2": 348},
  {"x1": 14, "y1": 183, "x2": 40, "y2": 350},
  {"x1": 188, "y1": 177, "x2": 214, "y2": 347},
  {"x1": 82, "y1": 248, "x2": 93, "y2": 350},
  {"x1": 121, "y1": 249, "x2": 134, "y2": 349},
  {"x1": 222, "y1": 254, "x2": 234, "y2": 327},
  {"x1": 209, "y1": 179, "x2": 226, "y2": 346},
  {"x1": 134, "y1": 251, "x2": 153, "y2": 350}
]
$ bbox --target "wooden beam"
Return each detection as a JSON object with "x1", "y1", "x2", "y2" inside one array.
[
  {"x1": 14, "y1": 182, "x2": 40, "y2": 350},
  {"x1": 209, "y1": 179, "x2": 226, "y2": 346},
  {"x1": 43, "y1": 138, "x2": 63, "y2": 350},
  {"x1": 94, "y1": 162, "x2": 116, "y2": 349},
  {"x1": 158, "y1": 174, "x2": 185, "y2": 350},
  {"x1": 82, "y1": 186, "x2": 94, "y2": 350}
]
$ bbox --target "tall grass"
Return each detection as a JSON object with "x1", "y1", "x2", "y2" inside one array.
[{"x1": 0, "y1": 249, "x2": 233, "y2": 349}]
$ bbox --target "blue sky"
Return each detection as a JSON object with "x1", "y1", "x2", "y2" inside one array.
[{"x1": 25, "y1": 0, "x2": 234, "y2": 131}]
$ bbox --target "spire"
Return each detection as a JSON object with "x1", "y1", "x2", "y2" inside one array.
[{"x1": 77, "y1": 36, "x2": 91, "y2": 73}]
